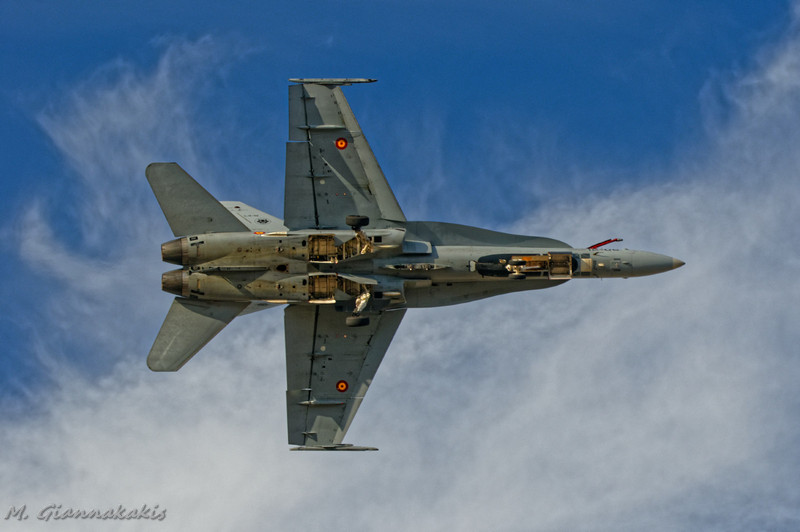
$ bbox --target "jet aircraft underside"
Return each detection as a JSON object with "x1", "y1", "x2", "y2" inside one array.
[{"x1": 146, "y1": 79, "x2": 683, "y2": 450}]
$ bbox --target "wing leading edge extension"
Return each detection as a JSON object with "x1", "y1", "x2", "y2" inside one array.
[
  {"x1": 285, "y1": 304, "x2": 406, "y2": 451},
  {"x1": 284, "y1": 79, "x2": 406, "y2": 230}
]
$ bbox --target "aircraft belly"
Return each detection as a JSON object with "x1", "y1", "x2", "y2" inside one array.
[
  {"x1": 388, "y1": 245, "x2": 575, "y2": 282},
  {"x1": 404, "y1": 279, "x2": 567, "y2": 308},
  {"x1": 145, "y1": 81, "x2": 684, "y2": 450}
]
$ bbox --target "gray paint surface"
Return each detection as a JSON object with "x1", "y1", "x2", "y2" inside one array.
[{"x1": 146, "y1": 80, "x2": 683, "y2": 450}]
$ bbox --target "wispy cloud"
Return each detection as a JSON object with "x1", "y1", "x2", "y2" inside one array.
[
  {"x1": 11, "y1": 36, "x2": 256, "y2": 378},
  {"x1": 34, "y1": 36, "x2": 237, "y2": 245},
  {"x1": 4, "y1": 20, "x2": 800, "y2": 531}
]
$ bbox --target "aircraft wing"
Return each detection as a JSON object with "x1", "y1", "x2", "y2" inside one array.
[
  {"x1": 284, "y1": 304, "x2": 406, "y2": 450},
  {"x1": 284, "y1": 79, "x2": 406, "y2": 230}
]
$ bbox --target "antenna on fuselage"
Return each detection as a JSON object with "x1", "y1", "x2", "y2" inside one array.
[{"x1": 588, "y1": 238, "x2": 623, "y2": 250}]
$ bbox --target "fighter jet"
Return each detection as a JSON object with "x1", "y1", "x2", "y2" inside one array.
[{"x1": 146, "y1": 78, "x2": 684, "y2": 451}]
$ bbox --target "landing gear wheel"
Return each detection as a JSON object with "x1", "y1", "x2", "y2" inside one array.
[
  {"x1": 346, "y1": 315, "x2": 370, "y2": 327},
  {"x1": 346, "y1": 215, "x2": 369, "y2": 230},
  {"x1": 509, "y1": 273, "x2": 526, "y2": 280}
]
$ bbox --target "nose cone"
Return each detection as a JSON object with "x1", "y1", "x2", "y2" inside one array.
[{"x1": 630, "y1": 251, "x2": 685, "y2": 277}]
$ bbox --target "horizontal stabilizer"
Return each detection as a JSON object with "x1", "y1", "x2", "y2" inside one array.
[
  {"x1": 146, "y1": 162, "x2": 249, "y2": 236},
  {"x1": 147, "y1": 298, "x2": 249, "y2": 371}
]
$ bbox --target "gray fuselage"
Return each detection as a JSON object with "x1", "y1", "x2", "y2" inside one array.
[{"x1": 159, "y1": 220, "x2": 683, "y2": 312}]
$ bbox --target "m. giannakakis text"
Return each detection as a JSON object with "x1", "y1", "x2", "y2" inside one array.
[{"x1": 5, "y1": 504, "x2": 166, "y2": 521}]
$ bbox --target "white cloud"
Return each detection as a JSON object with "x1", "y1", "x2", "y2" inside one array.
[{"x1": 4, "y1": 20, "x2": 800, "y2": 532}]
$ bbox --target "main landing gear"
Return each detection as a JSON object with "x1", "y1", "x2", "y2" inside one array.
[
  {"x1": 346, "y1": 291, "x2": 371, "y2": 327},
  {"x1": 344, "y1": 214, "x2": 372, "y2": 327},
  {"x1": 345, "y1": 215, "x2": 369, "y2": 231}
]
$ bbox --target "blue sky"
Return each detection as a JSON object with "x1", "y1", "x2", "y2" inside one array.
[{"x1": 2, "y1": 2, "x2": 800, "y2": 530}]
